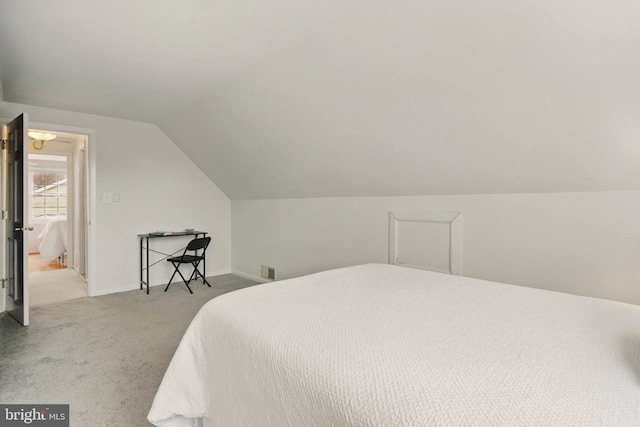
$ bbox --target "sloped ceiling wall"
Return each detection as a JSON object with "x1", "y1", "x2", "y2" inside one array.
[
  {"x1": 2, "y1": 1, "x2": 639, "y2": 200},
  {"x1": 0, "y1": 0, "x2": 367, "y2": 124},
  {"x1": 161, "y1": 1, "x2": 640, "y2": 199}
]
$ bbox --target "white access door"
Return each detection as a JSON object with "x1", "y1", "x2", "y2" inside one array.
[{"x1": 3, "y1": 113, "x2": 30, "y2": 326}]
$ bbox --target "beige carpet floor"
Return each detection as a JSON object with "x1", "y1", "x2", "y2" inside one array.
[
  {"x1": 29, "y1": 269, "x2": 88, "y2": 308},
  {"x1": 0, "y1": 274, "x2": 258, "y2": 427}
]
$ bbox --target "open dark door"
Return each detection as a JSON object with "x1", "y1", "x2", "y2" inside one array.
[{"x1": 3, "y1": 113, "x2": 30, "y2": 326}]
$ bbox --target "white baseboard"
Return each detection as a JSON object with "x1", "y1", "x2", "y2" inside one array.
[
  {"x1": 205, "y1": 269, "x2": 233, "y2": 278},
  {"x1": 91, "y1": 269, "x2": 232, "y2": 297},
  {"x1": 232, "y1": 270, "x2": 272, "y2": 284},
  {"x1": 92, "y1": 285, "x2": 138, "y2": 297}
]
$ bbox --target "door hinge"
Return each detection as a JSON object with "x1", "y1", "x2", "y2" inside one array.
[
  {"x1": 1, "y1": 210, "x2": 7, "y2": 221},
  {"x1": 1, "y1": 278, "x2": 6, "y2": 289},
  {"x1": 1, "y1": 139, "x2": 6, "y2": 150}
]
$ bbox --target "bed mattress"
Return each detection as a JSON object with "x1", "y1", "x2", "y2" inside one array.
[
  {"x1": 37, "y1": 218, "x2": 67, "y2": 262},
  {"x1": 148, "y1": 263, "x2": 640, "y2": 426}
]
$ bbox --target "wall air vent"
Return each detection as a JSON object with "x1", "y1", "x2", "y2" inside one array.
[{"x1": 261, "y1": 265, "x2": 275, "y2": 280}]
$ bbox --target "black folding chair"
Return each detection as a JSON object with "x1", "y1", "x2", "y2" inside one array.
[{"x1": 164, "y1": 237, "x2": 211, "y2": 294}]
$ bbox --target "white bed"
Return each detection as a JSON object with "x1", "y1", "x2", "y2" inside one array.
[
  {"x1": 37, "y1": 218, "x2": 67, "y2": 263},
  {"x1": 148, "y1": 264, "x2": 640, "y2": 426}
]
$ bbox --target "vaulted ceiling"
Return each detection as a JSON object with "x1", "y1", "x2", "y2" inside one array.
[{"x1": 2, "y1": 0, "x2": 639, "y2": 199}]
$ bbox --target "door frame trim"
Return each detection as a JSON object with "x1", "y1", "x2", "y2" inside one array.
[{"x1": 28, "y1": 121, "x2": 97, "y2": 297}]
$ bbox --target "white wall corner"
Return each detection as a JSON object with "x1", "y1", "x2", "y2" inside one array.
[{"x1": 0, "y1": 78, "x2": 4, "y2": 103}]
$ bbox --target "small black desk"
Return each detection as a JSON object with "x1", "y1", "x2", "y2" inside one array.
[{"x1": 138, "y1": 231, "x2": 208, "y2": 294}]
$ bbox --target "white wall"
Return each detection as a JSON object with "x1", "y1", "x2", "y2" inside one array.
[
  {"x1": 232, "y1": 191, "x2": 640, "y2": 305},
  {"x1": 1, "y1": 101, "x2": 231, "y2": 297}
]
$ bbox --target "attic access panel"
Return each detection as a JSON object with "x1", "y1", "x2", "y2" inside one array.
[{"x1": 389, "y1": 211, "x2": 462, "y2": 275}]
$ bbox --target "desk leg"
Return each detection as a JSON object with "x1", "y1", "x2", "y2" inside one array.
[
  {"x1": 140, "y1": 237, "x2": 143, "y2": 290},
  {"x1": 202, "y1": 233, "x2": 210, "y2": 287},
  {"x1": 200, "y1": 233, "x2": 206, "y2": 283},
  {"x1": 146, "y1": 237, "x2": 150, "y2": 294}
]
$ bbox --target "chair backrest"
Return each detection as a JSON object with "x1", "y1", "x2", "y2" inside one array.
[{"x1": 187, "y1": 236, "x2": 211, "y2": 252}]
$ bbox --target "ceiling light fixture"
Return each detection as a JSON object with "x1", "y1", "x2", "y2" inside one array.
[{"x1": 28, "y1": 131, "x2": 56, "y2": 150}]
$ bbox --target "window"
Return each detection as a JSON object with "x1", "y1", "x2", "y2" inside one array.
[{"x1": 29, "y1": 154, "x2": 68, "y2": 220}]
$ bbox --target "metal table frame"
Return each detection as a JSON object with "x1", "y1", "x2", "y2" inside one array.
[{"x1": 138, "y1": 231, "x2": 208, "y2": 294}]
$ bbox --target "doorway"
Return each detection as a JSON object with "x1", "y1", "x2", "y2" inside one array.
[{"x1": 27, "y1": 130, "x2": 88, "y2": 307}]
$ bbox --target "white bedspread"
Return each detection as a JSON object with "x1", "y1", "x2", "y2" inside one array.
[
  {"x1": 148, "y1": 264, "x2": 640, "y2": 426},
  {"x1": 38, "y1": 218, "x2": 67, "y2": 262}
]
